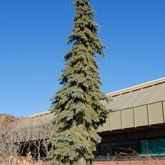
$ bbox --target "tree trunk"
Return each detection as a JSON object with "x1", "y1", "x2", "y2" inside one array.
[{"x1": 80, "y1": 157, "x2": 87, "y2": 165}]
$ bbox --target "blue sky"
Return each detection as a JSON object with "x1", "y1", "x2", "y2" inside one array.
[{"x1": 0, "y1": 0, "x2": 165, "y2": 117}]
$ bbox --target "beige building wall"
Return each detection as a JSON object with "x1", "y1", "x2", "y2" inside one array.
[{"x1": 99, "y1": 78, "x2": 165, "y2": 132}]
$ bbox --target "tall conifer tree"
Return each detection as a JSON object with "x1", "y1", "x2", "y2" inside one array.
[{"x1": 49, "y1": 0, "x2": 108, "y2": 164}]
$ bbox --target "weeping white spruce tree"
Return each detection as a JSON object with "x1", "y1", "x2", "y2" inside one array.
[{"x1": 49, "y1": 0, "x2": 108, "y2": 164}]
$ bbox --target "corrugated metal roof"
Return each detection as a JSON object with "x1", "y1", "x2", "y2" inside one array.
[
  {"x1": 106, "y1": 77, "x2": 165, "y2": 111},
  {"x1": 20, "y1": 111, "x2": 54, "y2": 128},
  {"x1": 12, "y1": 112, "x2": 55, "y2": 141},
  {"x1": 13, "y1": 77, "x2": 165, "y2": 137},
  {"x1": 22, "y1": 77, "x2": 165, "y2": 125}
]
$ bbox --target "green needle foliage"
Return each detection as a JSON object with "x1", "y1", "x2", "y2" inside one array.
[{"x1": 49, "y1": 0, "x2": 108, "y2": 164}]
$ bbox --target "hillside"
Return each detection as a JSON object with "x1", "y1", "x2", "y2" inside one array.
[{"x1": 0, "y1": 114, "x2": 18, "y2": 129}]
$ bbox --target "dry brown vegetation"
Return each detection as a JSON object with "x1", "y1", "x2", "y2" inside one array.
[
  {"x1": 2, "y1": 156, "x2": 165, "y2": 165},
  {"x1": 13, "y1": 156, "x2": 51, "y2": 165},
  {"x1": 0, "y1": 114, "x2": 52, "y2": 165}
]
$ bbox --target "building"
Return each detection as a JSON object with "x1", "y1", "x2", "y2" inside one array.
[
  {"x1": 98, "y1": 77, "x2": 165, "y2": 157},
  {"x1": 15, "y1": 77, "x2": 165, "y2": 159}
]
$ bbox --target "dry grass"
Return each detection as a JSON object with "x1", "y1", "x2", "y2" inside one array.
[
  {"x1": 0, "y1": 155, "x2": 52, "y2": 165},
  {"x1": 14, "y1": 157, "x2": 50, "y2": 165},
  {"x1": 1, "y1": 154, "x2": 165, "y2": 165}
]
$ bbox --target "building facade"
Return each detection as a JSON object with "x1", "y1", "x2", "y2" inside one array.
[
  {"x1": 16, "y1": 77, "x2": 165, "y2": 159},
  {"x1": 98, "y1": 77, "x2": 165, "y2": 157}
]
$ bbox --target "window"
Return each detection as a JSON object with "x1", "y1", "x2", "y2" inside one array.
[{"x1": 141, "y1": 138, "x2": 165, "y2": 156}]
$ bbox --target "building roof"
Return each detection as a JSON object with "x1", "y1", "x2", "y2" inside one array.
[
  {"x1": 99, "y1": 77, "x2": 165, "y2": 132},
  {"x1": 12, "y1": 77, "x2": 165, "y2": 138},
  {"x1": 106, "y1": 77, "x2": 165, "y2": 112}
]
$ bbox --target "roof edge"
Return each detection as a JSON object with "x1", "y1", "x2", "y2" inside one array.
[
  {"x1": 28, "y1": 111, "x2": 52, "y2": 118},
  {"x1": 27, "y1": 78, "x2": 165, "y2": 118},
  {"x1": 107, "y1": 77, "x2": 165, "y2": 97}
]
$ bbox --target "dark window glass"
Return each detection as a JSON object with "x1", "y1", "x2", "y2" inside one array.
[
  {"x1": 99, "y1": 141, "x2": 139, "y2": 157},
  {"x1": 141, "y1": 138, "x2": 165, "y2": 156}
]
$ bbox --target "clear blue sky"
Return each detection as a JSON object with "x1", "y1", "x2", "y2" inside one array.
[{"x1": 0, "y1": 0, "x2": 165, "y2": 117}]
